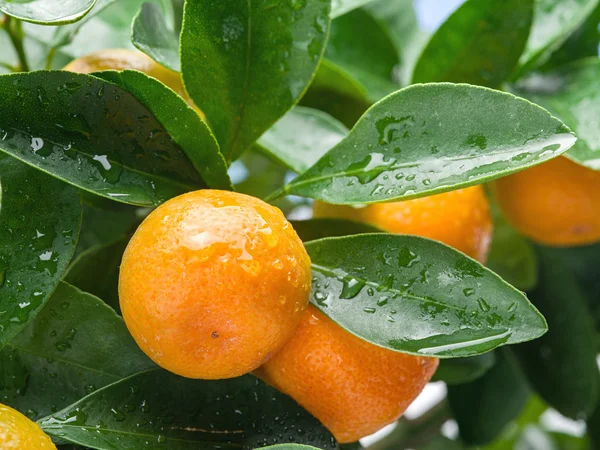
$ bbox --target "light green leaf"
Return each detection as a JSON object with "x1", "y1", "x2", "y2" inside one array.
[
  {"x1": 277, "y1": 83, "x2": 575, "y2": 205},
  {"x1": 0, "y1": 0, "x2": 95, "y2": 25},
  {"x1": 132, "y1": 2, "x2": 180, "y2": 71},
  {"x1": 305, "y1": 234, "x2": 547, "y2": 358},
  {"x1": 257, "y1": 107, "x2": 347, "y2": 173},
  {"x1": 330, "y1": 0, "x2": 378, "y2": 18},
  {"x1": 181, "y1": 0, "x2": 331, "y2": 162}
]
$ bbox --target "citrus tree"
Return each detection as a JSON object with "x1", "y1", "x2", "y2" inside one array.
[{"x1": 0, "y1": 0, "x2": 599, "y2": 449}]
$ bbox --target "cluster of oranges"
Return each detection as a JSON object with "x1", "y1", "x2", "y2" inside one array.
[{"x1": 4, "y1": 49, "x2": 600, "y2": 448}]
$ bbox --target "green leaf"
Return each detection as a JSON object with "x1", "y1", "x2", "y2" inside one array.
[
  {"x1": 0, "y1": 282, "x2": 154, "y2": 420},
  {"x1": 448, "y1": 349, "x2": 531, "y2": 446},
  {"x1": 261, "y1": 446, "x2": 322, "y2": 450},
  {"x1": 278, "y1": 84, "x2": 576, "y2": 205},
  {"x1": 487, "y1": 200, "x2": 538, "y2": 291},
  {"x1": 300, "y1": 59, "x2": 371, "y2": 128},
  {"x1": 326, "y1": 9, "x2": 399, "y2": 101},
  {"x1": 512, "y1": 59, "x2": 600, "y2": 170},
  {"x1": 412, "y1": 0, "x2": 533, "y2": 87},
  {"x1": 432, "y1": 352, "x2": 496, "y2": 385},
  {"x1": 181, "y1": 0, "x2": 331, "y2": 162},
  {"x1": 516, "y1": 0, "x2": 599, "y2": 76},
  {"x1": 330, "y1": 0, "x2": 378, "y2": 18},
  {"x1": 0, "y1": 156, "x2": 81, "y2": 348},
  {"x1": 95, "y1": 70, "x2": 232, "y2": 191},
  {"x1": 512, "y1": 246, "x2": 599, "y2": 419},
  {"x1": 39, "y1": 370, "x2": 335, "y2": 449},
  {"x1": 257, "y1": 107, "x2": 348, "y2": 173},
  {"x1": 0, "y1": 0, "x2": 95, "y2": 25},
  {"x1": 305, "y1": 234, "x2": 547, "y2": 358},
  {"x1": 65, "y1": 238, "x2": 128, "y2": 313},
  {"x1": 291, "y1": 218, "x2": 381, "y2": 242},
  {"x1": 0, "y1": 71, "x2": 206, "y2": 207},
  {"x1": 132, "y1": 2, "x2": 180, "y2": 72}
]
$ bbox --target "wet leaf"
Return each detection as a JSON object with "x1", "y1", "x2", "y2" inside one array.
[
  {"x1": 39, "y1": 370, "x2": 336, "y2": 450},
  {"x1": 0, "y1": 71, "x2": 206, "y2": 207},
  {"x1": 132, "y1": 2, "x2": 180, "y2": 71},
  {"x1": 291, "y1": 218, "x2": 381, "y2": 242},
  {"x1": 279, "y1": 84, "x2": 575, "y2": 205},
  {"x1": 448, "y1": 349, "x2": 530, "y2": 446},
  {"x1": 412, "y1": 0, "x2": 533, "y2": 87},
  {"x1": 95, "y1": 70, "x2": 232, "y2": 190},
  {"x1": 0, "y1": 156, "x2": 81, "y2": 348},
  {"x1": 513, "y1": 246, "x2": 599, "y2": 419},
  {"x1": 432, "y1": 352, "x2": 496, "y2": 385},
  {"x1": 257, "y1": 107, "x2": 348, "y2": 173},
  {"x1": 0, "y1": 0, "x2": 95, "y2": 25},
  {"x1": 515, "y1": 0, "x2": 599, "y2": 76},
  {"x1": 512, "y1": 59, "x2": 600, "y2": 170},
  {"x1": 261, "y1": 446, "x2": 322, "y2": 450},
  {"x1": 305, "y1": 234, "x2": 547, "y2": 358},
  {"x1": 181, "y1": 0, "x2": 331, "y2": 162},
  {"x1": 330, "y1": 0, "x2": 379, "y2": 18},
  {"x1": 0, "y1": 282, "x2": 154, "y2": 420}
]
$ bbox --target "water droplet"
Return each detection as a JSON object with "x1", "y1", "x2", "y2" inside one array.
[
  {"x1": 477, "y1": 298, "x2": 491, "y2": 312},
  {"x1": 363, "y1": 307, "x2": 376, "y2": 314},
  {"x1": 111, "y1": 408, "x2": 126, "y2": 422},
  {"x1": 339, "y1": 277, "x2": 365, "y2": 299}
]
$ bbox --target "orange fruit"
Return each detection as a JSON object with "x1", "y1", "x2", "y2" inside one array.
[
  {"x1": 313, "y1": 185, "x2": 492, "y2": 262},
  {"x1": 493, "y1": 156, "x2": 600, "y2": 246},
  {"x1": 255, "y1": 306, "x2": 439, "y2": 443},
  {"x1": 63, "y1": 49, "x2": 204, "y2": 119},
  {"x1": 0, "y1": 403, "x2": 56, "y2": 449},
  {"x1": 119, "y1": 190, "x2": 312, "y2": 379}
]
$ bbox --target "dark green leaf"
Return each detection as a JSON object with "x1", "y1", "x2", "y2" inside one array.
[
  {"x1": 181, "y1": 0, "x2": 331, "y2": 162},
  {"x1": 279, "y1": 84, "x2": 575, "y2": 205},
  {"x1": 0, "y1": 156, "x2": 81, "y2": 348},
  {"x1": 588, "y1": 385, "x2": 600, "y2": 450},
  {"x1": 412, "y1": 0, "x2": 533, "y2": 87},
  {"x1": 513, "y1": 246, "x2": 599, "y2": 419},
  {"x1": 487, "y1": 200, "x2": 538, "y2": 291},
  {"x1": 512, "y1": 59, "x2": 600, "y2": 170},
  {"x1": 448, "y1": 349, "x2": 530, "y2": 446},
  {"x1": 515, "y1": 0, "x2": 599, "y2": 77},
  {"x1": 291, "y1": 218, "x2": 381, "y2": 242},
  {"x1": 132, "y1": 2, "x2": 180, "y2": 72},
  {"x1": 432, "y1": 352, "x2": 496, "y2": 385},
  {"x1": 326, "y1": 9, "x2": 399, "y2": 101},
  {"x1": 261, "y1": 446, "x2": 322, "y2": 450},
  {"x1": 305, "y1": 234, "x2": 547, "y2": 358},
  {"x1": 0, "y1": 282, "x2": 154, "y2": 420},
  {"x1": 65, "y1": 238, "x2": 128, "y2": 313},
  {"x1": 0, "y1": 0, "x2": 95, "y2": 25},
  {"x1": 95, "y1": 70, "x2": 232, "y2": 190},
  {"x1": 0, "y1": 71, "x2": 206, "y2": 207},
  {"x1": 257, "y1": 107, "x2": 348, "y2": 173},
  {"x1": 39, "y1": 370, "x2": 336, "y2": 449}
]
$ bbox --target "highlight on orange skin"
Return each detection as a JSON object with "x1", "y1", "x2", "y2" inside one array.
[
  {"x1": 63, "y1": 49, "x2": 205, "y2": 119},
  {"x1": 313, "y1": 185, "x2": 492, "y2": 262},
  {"x1": 255, "y1": 306, "x2": 439, "y2": 443},
  {"x1": 493, "y1": 156, "x2": 600, "y2": 247},
  {"x1": 0, "y1": 403, "x2": 57, "y2": 449},
  {"x1": 119, "y1": 190, "x2": 312, "y2": 379}
]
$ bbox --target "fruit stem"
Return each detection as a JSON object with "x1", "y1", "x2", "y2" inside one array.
[
  {"x1": 263, "y1": 187, "x2": 287, "y2": 204},
  {"x1": 2, "y1": 15, "x2": 30, "y2": 72}
]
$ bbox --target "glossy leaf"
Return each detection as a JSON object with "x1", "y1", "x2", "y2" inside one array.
[
  {"x1": 0, "y1": 71, "x2": 206, "y2": 207},
  {"x1": 330, "y1": 0, "x2": 378, "y2": 18},
  {"x1": 95, "y1": 70, "x2": 232, "y2": 190},
  {"x1": 487, "y1": 200, "x2": 538, "y2": 291},
  {"x1": 279, "y1": 84, "x2": 576, "y2": 205},
  {"x1": 39, "y1": 370, "x2": 336, "y2": 449},
  {"x1": 432, "y1": 352, "x2": 496, "y2": 385},
  {"x1": 0, "y1": 282, "x2": 154, "y2": 420},
  {"x1": 257, "y1": 107, "x2": 348, "y2": 173},
  {"x1": 448, "y1": 349, "x2": 530, "y2": 446},
  {"x1": 0, "y1": 156, "x2": 81, "y2": 348},
  {"x1": 412, "y1": 0, "x2": 533, "y2": 87},
  {"x1": 132, "y1": 2, "x2": 180, "y2": 71},
  {"x1": 0, "y1": 0, "x2": 95, "y2": 25},
  {"x1": 181, "y1": 0, "x2": 331, "y2": 162},
  {"x1": 516, "y1": 0, "x2": 599, "y2": 76},
  {"x1": 65, "y1": 238, "x2": 128, "y2": 313},
  {"x1": 291, "y1": 218, "x2": 381, "y2": 242},
  {"x1": 261, "y1": 446, "x2": 322, "y2": 450},
  {"x1": 300, "y1": 59, "x2": 371, "y2": 128},
  {"x1": 513, "y1": 246, "x2": 599, "y2": 419},
  {"x1": 326, "y1": 9, "x2": 399, "y2": 101},
  {"x1": 305, "y1": 234, "x2": 547, "y2": 358},
  {"x1": 512, "y1": 59, "x2": 600, "y2": 170}
]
